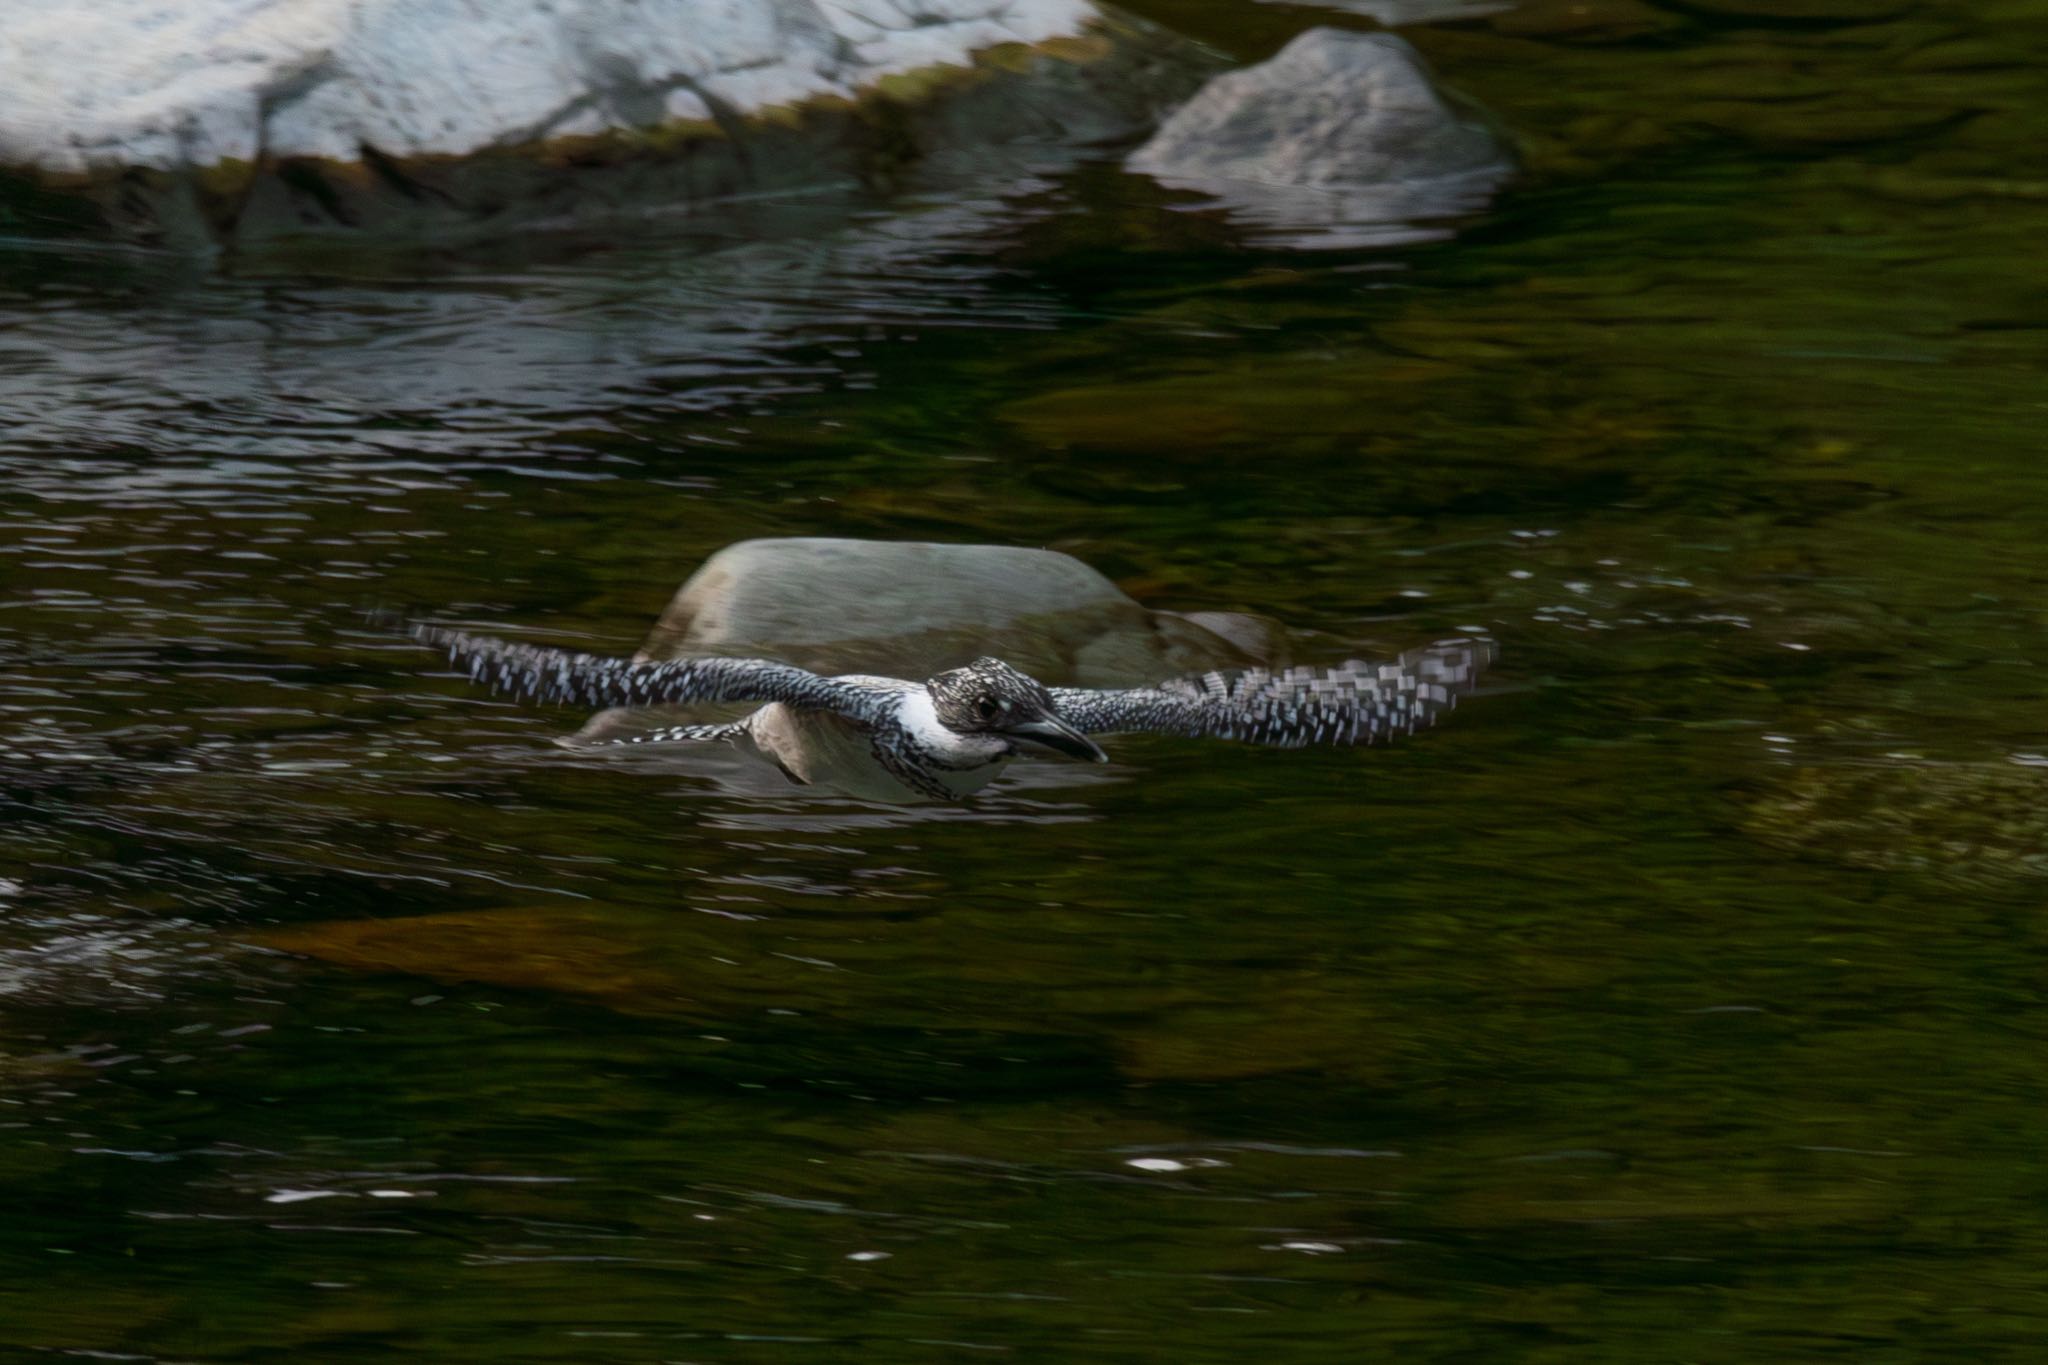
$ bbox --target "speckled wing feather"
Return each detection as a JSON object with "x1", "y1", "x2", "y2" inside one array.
[
  {"x1": 1050, "y1": 639, "x2": 1493, "y2": 748},
  {"x1": 591, "y1": 721, "x2": 750, "y2": 748},
  {"x1": 408, "y1": 623, "x2": 886, "y2": 724}
]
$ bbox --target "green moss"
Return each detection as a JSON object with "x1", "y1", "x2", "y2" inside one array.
[{"x1": 1748, "y1": 763, "x2": 2048, "y2": 883}]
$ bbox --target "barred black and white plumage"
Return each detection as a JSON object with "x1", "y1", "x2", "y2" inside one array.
[
  {"x1": 1051, "y1": 641, "x2": 1493, "y2": 748},
  {"x1": 403, "y1": 621, "x2": 1492, "y2": 802},
  {"x1": 408, "y1": 622, "x2": 886, "y2": 723}
]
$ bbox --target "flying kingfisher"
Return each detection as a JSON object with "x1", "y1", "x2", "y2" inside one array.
[{"x1": 406, "y1": 622, "x2": 1492, "y2": 803}]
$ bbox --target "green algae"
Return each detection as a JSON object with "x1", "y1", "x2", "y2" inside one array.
[{"x1": 1748, "y1": 762, "x2": 2048, "y2": 884}]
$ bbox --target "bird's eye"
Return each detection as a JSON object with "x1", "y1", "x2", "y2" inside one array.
[{"x1": 975, "y1": 697, "x2": 998, "y2": 720}]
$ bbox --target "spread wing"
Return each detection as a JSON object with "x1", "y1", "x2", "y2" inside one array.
[
  {"x1": 407, "y1": 622, "x2": 886, "y2": 724},
  {"x1": 1050, "y1": 639, "x2": 1493, "y2": 747}
]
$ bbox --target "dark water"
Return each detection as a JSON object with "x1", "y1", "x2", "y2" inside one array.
[{"x1": 6, "y1": 0, "x2": 2048, "y2": 1358}]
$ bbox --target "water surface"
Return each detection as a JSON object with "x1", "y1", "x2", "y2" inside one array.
[{"x1": 5, "y1": 0, "x2": 2048, "y2": 1358}]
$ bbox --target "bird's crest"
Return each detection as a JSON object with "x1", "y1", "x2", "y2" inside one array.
[{"x1": 925, "y1": 656, "x2": 1056, "y2": 731}]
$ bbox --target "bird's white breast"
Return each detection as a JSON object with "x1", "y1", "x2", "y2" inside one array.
[{"x1": 892, "y1": 689, "x2": 1010, "y2": 767}]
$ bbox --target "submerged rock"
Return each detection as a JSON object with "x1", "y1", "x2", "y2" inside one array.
[
  {"x1": 0, "y1": 0, "x2": 1215, "y2": 248},
  {"x1": 252, "y1": 904, "x2": 1396, "y2": 1084},
  {"x1": 1674, "y1": 0, "x2": 1904, "y2": 16},
  {"x1": 1747, "y1": 760, "x2": 2048, "y2": 886},
  {"x1": 1126, "y1": 28, "x2": 1512, "y2": 248}
]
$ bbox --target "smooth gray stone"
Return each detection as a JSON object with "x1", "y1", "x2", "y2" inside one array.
[
  {"x1": 572, "y1": 537, "x2": 1278, "y2": 746},
  {"x1": 639, "y1": 538, "x2": 1270, "y2": 679},
  {"x1": 1126, "y1": 28, "x2": 1512, "y2": 248}
]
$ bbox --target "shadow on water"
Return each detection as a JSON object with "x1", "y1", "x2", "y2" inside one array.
[{"x1": 6, "y1": 0, "x2": 2048, "y2": 1357}]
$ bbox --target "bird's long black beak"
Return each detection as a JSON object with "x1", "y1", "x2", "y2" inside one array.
[{"x1": 1007, "y1": 715, "x2": 1108, "y2": 764}]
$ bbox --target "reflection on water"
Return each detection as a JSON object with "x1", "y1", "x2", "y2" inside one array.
[
  {"x1": 6, "y1": 0, "x2": 2048, "y2": 1356},
  {"x1": 0, "y1": 180, "x2": 1072, "y2": 468}
]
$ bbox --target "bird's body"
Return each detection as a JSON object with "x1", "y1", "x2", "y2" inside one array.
[
  {"x1": 405, "y1": 622, "x2": 1491, "y2": 803},
  {"x1": 738, "y1": 687, "x2": 1016, "y2": 802}
]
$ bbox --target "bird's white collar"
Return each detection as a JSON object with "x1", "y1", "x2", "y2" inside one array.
[{"x1": 895, "y1": 688, "x2": 1009, "y2": 763}]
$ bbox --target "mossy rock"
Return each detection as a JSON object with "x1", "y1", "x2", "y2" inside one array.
[{"x1": 1747, "y1": 761, "x2": 2048, "y2": 884}]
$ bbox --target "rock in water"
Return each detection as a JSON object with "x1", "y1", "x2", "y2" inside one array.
[
  {"x1": 637, "y1": 537, "x2": 1271, "y2": 682},
  {"x1": 1126, "y1": 28, "x2": 1512, "y2": 248},
  {"x1": 0, "y1": 0, "x2": 1215, "y2": 248},
  {"x1": 1746, "y1": 760, "x2": 2048, "y2": 888},
  {"x1": 572, "y1": 537, "x2": 1278, "y2": 745}
]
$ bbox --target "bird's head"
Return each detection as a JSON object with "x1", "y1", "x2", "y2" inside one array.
[{"x1": 925, "y1": 657, "x2": 1107, "y2": 763}]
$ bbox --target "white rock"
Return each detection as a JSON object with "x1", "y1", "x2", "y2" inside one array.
[
  {"x1": 0, "y1": 0, "x2": 1210, "y2": 245},
  {"x1": 1126, "y1": 28, "x2": 1511, "y2": 248},
  {"x1": 0, "y1": 0, "x2": 1097, "y2": 175}
]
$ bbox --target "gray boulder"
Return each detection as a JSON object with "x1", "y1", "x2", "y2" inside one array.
[
  {"x1": 639, "y1": 537, "x2": 1273, "y2": 681},
  {"x1": 1126, "y1": 28, "x2": 1512, "y2": 248},
  {"x1": 573, "y1": 537, "x2": 1280, "y2": 745}
]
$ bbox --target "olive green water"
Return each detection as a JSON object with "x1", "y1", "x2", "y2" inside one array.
[{"x1": 5, "y1": 1, "x2": 2048, "y2": 1359}]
